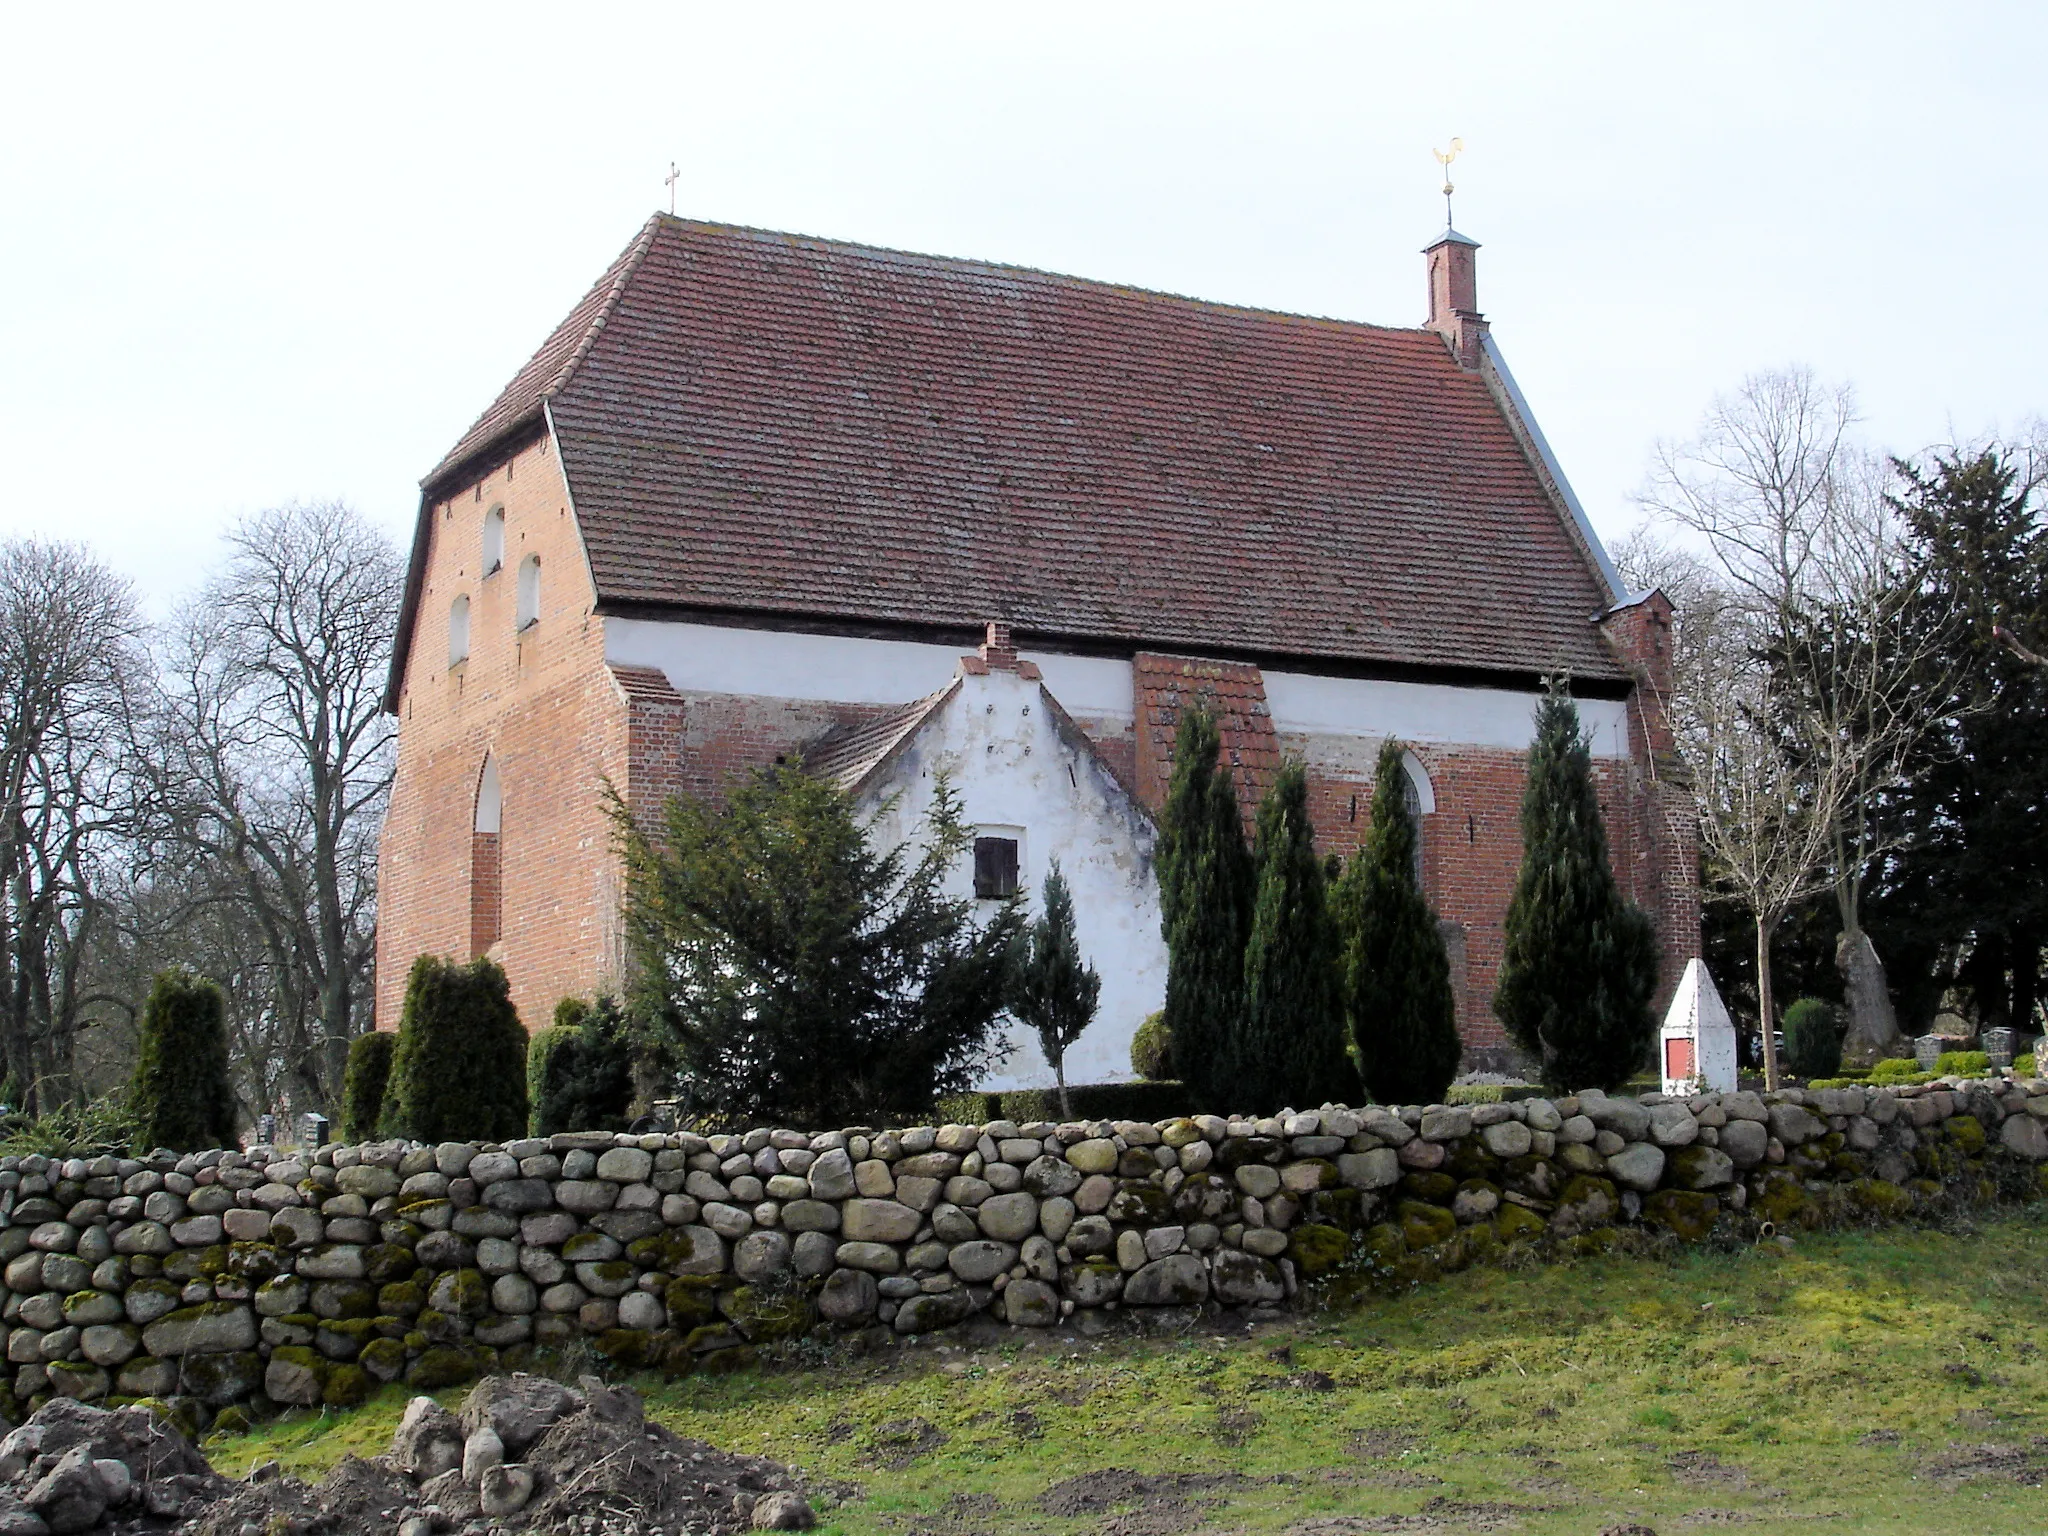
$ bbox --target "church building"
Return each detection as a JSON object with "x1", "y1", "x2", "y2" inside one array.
[{"x1": 376, "y1": 213, "x2": 1698, "y2": 1087}]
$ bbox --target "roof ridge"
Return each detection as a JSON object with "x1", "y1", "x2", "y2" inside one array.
[{"x1": 646, "y1": 213, "x2": 1429, "y2": 339}]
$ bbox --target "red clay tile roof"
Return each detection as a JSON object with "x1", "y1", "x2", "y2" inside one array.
[
  {"x1": 1131, "y1": 653, "x2": 1281, "y2": 830},
  {"x1": 421, "y1": 215, "x2": 1624, "y2": 685},
  {"x1": 799, "y1": 683, "x2": 958, "y2": 793}
]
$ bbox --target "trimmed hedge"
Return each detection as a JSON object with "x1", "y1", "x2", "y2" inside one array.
[
  {"x1": 382, "y1": 955, "x2": 528, "y2": 1144},
  {"x1": 1445, "y1": 1082, "x2": 1549, "y2": 1106},
  {"x1": 1868, "y1": 1056, "x2": 1928, "y2": 1084},
  {"x1": 130, "y1": 969, "x2": 237, "y2": 1154},
  {"x1": 340, "y1": 1031, "x2": 398, "y2": 1143},
  {"x1": 934, "y1": 1081, "x2": 1197, "y2": 1125},
  {"x1": 1936, "y1": 1050, "x2": 1992, "y2": 1077}
]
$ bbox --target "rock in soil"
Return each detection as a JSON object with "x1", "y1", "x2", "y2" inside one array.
[{"x1": 0, "y1": 1374, "x2": 826, "y2": 1536}]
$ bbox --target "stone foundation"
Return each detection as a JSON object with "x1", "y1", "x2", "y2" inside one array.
[{"x1": 2, "y1": 1076, "x2": 2044, "y2": 1420}]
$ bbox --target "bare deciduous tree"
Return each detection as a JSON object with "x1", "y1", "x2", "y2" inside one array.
[
  {"x1": 1639, "y1": 370, "x2": 1962, "y2": 1063},
  {"x1": 148, "y1": 503, "x2": 399, "y2": 1118},
  {"x1": 1618, "y1": 531, "x2": 1844, "y2": 1090},
  {"x1": 0, "y1": 541, "x2": 146, "y2": 1110}
]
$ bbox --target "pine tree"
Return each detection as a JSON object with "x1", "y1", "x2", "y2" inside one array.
[
  {"x1": 1494, "y1": 686, "x2": 1659, "y2": 1091},
  {"x1": 1241, "y1": 760, "x2": 1355, "y2": 1111},
  {"x1": 131, "y1": 969, "x2": 238, "y2": 1153},
  {"x1": 1013, "y1": 860, "x2": 1102, "y2": 1118},
  {"x1": 381, "y1": 955, "x2": 530, "y2": 1143},
  {"x1": 1156, "y1": 709, "x2": 1253, "y2": 1110},
  {"x1": 1335, "y1": 738, "x2": 1462, "y2": 1105}
]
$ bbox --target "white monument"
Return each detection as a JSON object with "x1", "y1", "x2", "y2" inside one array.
[{"x1": 1660, "y1": 958, "x2": 1739, "y2": 1095}]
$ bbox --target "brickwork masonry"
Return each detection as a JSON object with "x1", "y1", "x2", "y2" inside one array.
[{"x1": 1, "y1": 1076, "x2": 2043, "y2": 1417}]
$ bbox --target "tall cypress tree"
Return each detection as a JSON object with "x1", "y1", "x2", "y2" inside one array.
[
  {"x1": 1494, "y1": 686, "x2": 1659, "y2": 1091},
  {"x1": 131, "y1": 969, "x2": 238, "y2": 1153},
  {"x1": 1157, "y1": 709, "x2": 1253, "y2": 1109},
  {"x1": 1241, "y1": 760, "x2": 1354, "y2": 1111},
  {"x1": 1336, "y1": 738, "x2": 1462, "y2": 1105}
]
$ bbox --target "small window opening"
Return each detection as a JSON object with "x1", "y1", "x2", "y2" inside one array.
[
  {"x1": 482, "y1": 507, "x2": 505, "y2": 575},
  {"x1": 973, "y1": 837, "x2": 1019, "y2": 900},
  {"x1": 448, "y1": 594, "x2": 470, "y2": 666},
  {"x1": 470, "y1": 756, "x2": 503, "y2": 956},
  {"x1": 516, "y1": 554, "x2": 541, "y2": 630}
]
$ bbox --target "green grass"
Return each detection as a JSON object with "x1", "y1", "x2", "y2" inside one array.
[{"x1": 213, "y1": 1209, "x2": 2048, "y2": 1535}]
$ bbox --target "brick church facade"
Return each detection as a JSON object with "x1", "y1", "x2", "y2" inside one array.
[{"x1": 376, "y1": 214, "x2": 1698, "y2": 1084}]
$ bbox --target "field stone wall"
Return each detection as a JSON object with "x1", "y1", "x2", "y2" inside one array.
[{"x1": 2, "y1": 1076, "x2": 2045, "y2": 1422}]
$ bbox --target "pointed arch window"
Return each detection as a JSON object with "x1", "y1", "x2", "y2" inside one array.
[
  {"x1": 470, "y1": 755, "x2": 502, "y2": 956},
  {"x1": 482, "y1": 506, "x2": 506, "y2": 575},
  {"x1": 516, "y1": 554, "x2": 541, "y2": 630},
  {"x1": 448, "y1": 594, "x2": 470, "y2": 666}
]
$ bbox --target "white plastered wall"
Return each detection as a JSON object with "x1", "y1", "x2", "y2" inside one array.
[
  {"x1": 604, "y1": 619, "x2": 1631, "y2": 757},
  {"x1": 855, "y1": 665, "x2": 1167, "y2": 1091}
]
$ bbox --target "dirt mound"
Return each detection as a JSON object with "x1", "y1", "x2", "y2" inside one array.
[
  {"x1": 520, "y1": 1404, "x2": 822, "y2": 1534},
  {"x1": 185, "y1": 1456, "x2": 419, "y2": 1536},
  {"x1": 0, "y1": 1397, "x2": 229, "y2": 1532}
]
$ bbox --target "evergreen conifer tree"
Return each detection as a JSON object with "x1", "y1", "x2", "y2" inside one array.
[
  {"x1": 1241, "y1": 760, "x2": 1354, "y2": 1110},
  {"x1": 1494, "y1": 686, "x2": 1659, "y2": 1091},
  {"x1": 1013, "y1": 859, "x2": 1101, "y2": 1118},
  {"x1": 1335, "y1": 738, "x2": 1462, "y2": 1105},
  {"x1": 131, "y1": 969, "x2": 238, "y2": 1152},
  {"x1": 527, "y1": 997, "x2": 636, "y2": 1136},
  {"x1": 381, "y1": 955, "x2": 530, "y2": 1142},
  {"x1": 339, "y1": 1030, "x2": 397, "y2": 1142},
  {"x1": 1156, "y1": 709, "x2": 1253, "y2": 1109}
]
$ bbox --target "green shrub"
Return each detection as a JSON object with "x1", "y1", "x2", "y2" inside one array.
[
  {"x1": 131, "y1": 969, "x2": 237, "y2": 1153},
  {"x1": 0, "y1": 1091, "x2": 139, "y2": 1158},
  {"x1": 382, "y1": 956, "x2": 528, "y2": 1143},
  {"x1": 1783, "y1": 998, "x2": 1843, "y2": 1081},
  {"x1": 340, "y1": 1032, "x2": 398, "y2": 1143},
  {"x1": 1130, "y1": 1013, "x2": 1174, "y2": 1080},
  {"x1": 1935, "y1": 1049, "x2": 1991, "y2": 1077},
  {"x1": 1868, "y1": 1055, "x2": 1926, "y2": 1083},
  {"x1": 934, "y1": 1092, "x2": 1003, "y2": 1124},
  {"x1": 2018, "y1": 1053, "x2": 2039, "y2": 1079},
  {"x1": 528, "y1": 997, "x2": 634, "y2": 1137},
  {"x1": 1805, "y1": 1077, "x2": 1858, "y2": 1091},
  {"x1": 1444, "y1": 1083, "x2": 1547, "y2": 1106},
  {"x1": 996, "y1": 1081, "x2": 1194, "y2": 1123}
]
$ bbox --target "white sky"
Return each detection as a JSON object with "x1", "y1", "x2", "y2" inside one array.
[{"x1": 2, "y1": 3, "x2": 2042, "y2": 615}]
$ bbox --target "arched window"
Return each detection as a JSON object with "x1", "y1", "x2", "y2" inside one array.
[
  {"x1": 481, "y1": 507, "x2": 505, "y2": 575},
  {"x1": 470, "y1": 756, "x2": 502, "y2": 956},
  {"x1": 1400, "y1": 750, "x2": 1434, "y2": 886},
  {"x1": 516, "y1": 554, "x2": 541, "y2": 630},
  {"x1": 448, "y1": 594, "x2": 470, "y2": 666}
]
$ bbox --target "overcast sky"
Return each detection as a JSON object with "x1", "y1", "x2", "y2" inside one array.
[{"x1": 3, "y1": 3, "x2": 2041, "y2": 615}]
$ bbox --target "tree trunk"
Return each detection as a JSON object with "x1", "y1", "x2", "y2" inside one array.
[
  {"x1": 1756, "y1": 913, "x2": 1781, "y2": 1093},
  {"x1": 1836, "y1": 926, "x2": 1903, "y2": 1066},
  {"x1": 1055, "y1": 1057, "x2": 1071, "y2": 1121}
]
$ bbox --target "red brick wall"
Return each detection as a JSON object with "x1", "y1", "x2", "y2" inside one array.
[{"x1": 376, "y1": 436, "x2": 632, "y2": 1035}]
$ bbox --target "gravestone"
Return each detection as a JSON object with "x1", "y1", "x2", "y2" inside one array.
[
  {"x1": 1913, "y1": 1033, "x2": 1945, "y2": 1072},
  {"x1": 299, "y1": 1112, "x2": 330, "y2": 1149},
  {"x1": 1982, "y1": 1027, "x2": 2018, "y2": 1071}
]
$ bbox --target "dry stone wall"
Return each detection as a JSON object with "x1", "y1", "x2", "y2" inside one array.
[{"x1": 2, "y1": 1077, "x2": 2045, "y2": 1421}]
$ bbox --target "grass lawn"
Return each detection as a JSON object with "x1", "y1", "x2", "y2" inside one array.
[{"x1": 214, "y1": 1207, "x2": 2048, "y2": 1535}]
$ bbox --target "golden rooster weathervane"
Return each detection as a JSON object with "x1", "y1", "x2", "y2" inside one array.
[{"x1": 1433, "y1": 138, "x2": 1465, "y2": 229}]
